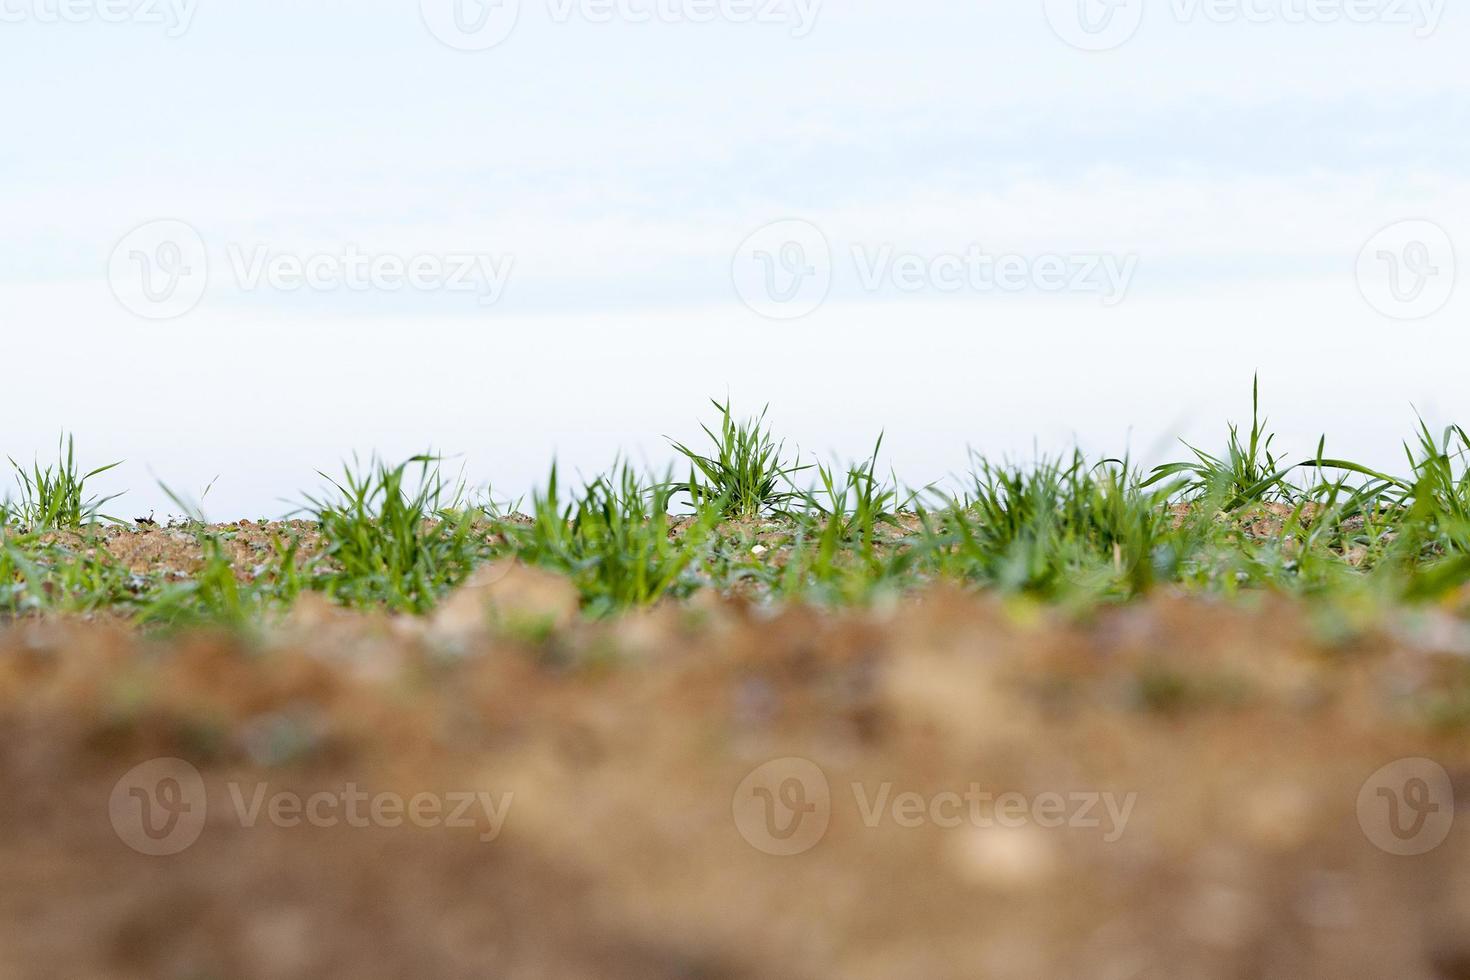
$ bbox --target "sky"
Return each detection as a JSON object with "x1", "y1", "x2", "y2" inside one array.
[{"x1": 1, "y1": 0, "x2": 1466, "y2": 518}]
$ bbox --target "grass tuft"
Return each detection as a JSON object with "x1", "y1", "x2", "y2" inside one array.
[
  {"x1": 301, "y1": 455, "x2": 487, "y2": 614},
  {"x1": 505, "y1": 462, "x2": 719, "y2": 617},
  {"x1": 1144, "y1": 375, "x2": 1295, "y2": 509},
  {"x1": 670, "y1": 400, "x2": 806, "y2": 519},
  {"x1": 6, "y1": 434, "x2": 122, "y2": 530}
]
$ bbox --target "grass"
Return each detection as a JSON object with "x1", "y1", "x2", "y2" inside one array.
[
  {"x1": 5, "y1": 434, "x2": 122, "y2": 530},
  {"x1": 299, "y1": 455, "x2": 488, "y2": 614},
  {"x1": 503, "y1": 462, "x2": 720, "y2": 617},
  {"x1": 138, "y1": 532, "x2": 261, "y2": 629},
  {"x1": 7, "y1": 381, "x2": 1470, "y2": 625},
  {"x1": 670, "y1": 399, "x2": 806, "y2": 518},
  {"x1": 915, "y1": 452, "x2": 1182, "y2": 601},
  {"x1": 0, "y1": 537, "x2": 144, "y2": 616},
  {"x1": 1143, "y1": 374, "x2": 1293, "y2": 507}
]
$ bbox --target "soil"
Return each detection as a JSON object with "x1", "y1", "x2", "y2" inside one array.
[
  {"x1": 5, "y1": 557, "x2": 1470, "y2": 979},
  {"x1": 31, "y1": 520, "x2": 329, "y2": 581},
  {"x1": 25, "y1": 503, "x2": 1326, "y2": 587}
]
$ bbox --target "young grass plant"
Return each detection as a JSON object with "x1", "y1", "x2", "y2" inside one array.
[
  {"x1": 507, "y1": 462, "x2": 719, "y2": 617},
  {"x1": 1402, "y1": 422, "x2": 1470, "y2": 549},
  {"x1": 303, "y1": 455, "x2": 486, "y2": 614},
  {"x1": 803, "y1": 436, "x2": 905, "y2": 555},
  {"x1": 137, "y1": 535, "x2": 255, "y2": 629},
  {"x1": 1144, "y1": 376, "x2": 1296, "y2": 509},
  {"x1": 670, "y1": 400, "x2": 806, "y2": 519},
  {"x1": 0, "y1": 537, "x2": 145, "y2": 617},
  {"x1": 7, "y1": 434, "x2": 122, "y2": 530},
  {"x1": 773, "y1": 436, "x2": 919, "y2": 604},
  {"x1": 915, "y1": 452, "x2": 1185, "y2": 602}
]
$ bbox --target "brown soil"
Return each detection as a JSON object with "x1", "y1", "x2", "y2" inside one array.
[
  {"x1": 5, "y1": 570, "x2": 1470, "y2": 979},
  {"x1": 25, "y1": 502, "x2": 1335, "y2": 591},
  {"x1": 32, "y1": 520, "x2": 329, "y2": 581}
]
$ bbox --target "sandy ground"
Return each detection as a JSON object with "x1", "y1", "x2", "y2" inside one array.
[{"x1": 5, "y1": 565, "x2": 1470, "y2": 979}]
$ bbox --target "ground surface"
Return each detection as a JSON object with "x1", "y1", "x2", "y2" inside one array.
[{"x1": 5, "y1": 557, "x2": 1470, "y2": 979}]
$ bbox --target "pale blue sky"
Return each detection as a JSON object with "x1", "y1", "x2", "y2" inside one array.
[{"x1": 2, "y1": 1, "x2": 1466, "y2": 516}]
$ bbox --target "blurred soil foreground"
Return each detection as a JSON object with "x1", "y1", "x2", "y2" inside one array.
[{"x1": 5, "y1": 560, "x2": 1470, "y2": 979}]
